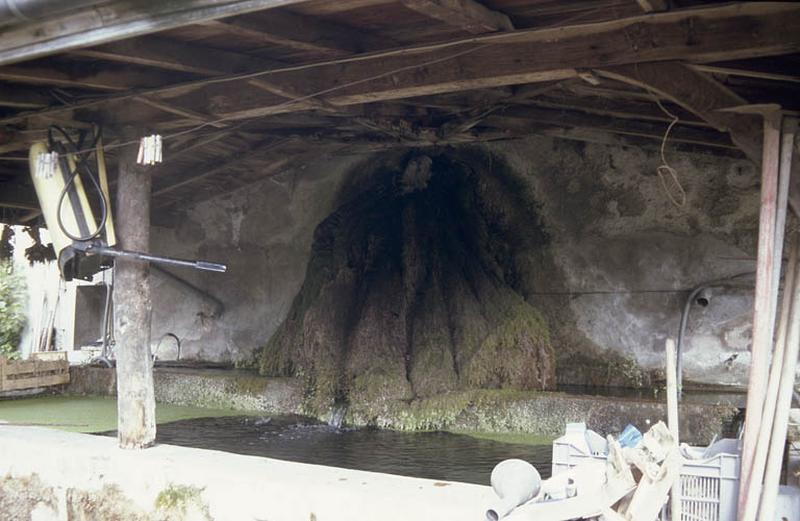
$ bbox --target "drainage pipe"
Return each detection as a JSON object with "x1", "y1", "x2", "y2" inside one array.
[{"x1": 675, "y1": 271, "x2": 755, "y2": 399}]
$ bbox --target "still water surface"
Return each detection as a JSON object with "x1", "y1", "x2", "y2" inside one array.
[{"x1": 103, "y1": 415, "x2": 552, "y2": 485}]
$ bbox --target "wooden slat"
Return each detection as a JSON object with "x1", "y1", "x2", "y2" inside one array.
[
  {"x1": 399, "y1": 0, "x2": 514, "y2": 34},
  {"x1": 0, "y1": 358, "x2": 69, "y2": 391},
  {"x1": 2, "y1": 373, "x2": 70, "y2": 391}
]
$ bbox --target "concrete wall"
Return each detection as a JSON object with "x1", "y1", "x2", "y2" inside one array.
[{"x1": 149, "y1": 137, "x2": 764, "y2": 388}]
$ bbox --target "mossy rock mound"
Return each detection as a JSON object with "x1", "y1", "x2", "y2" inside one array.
[{"x1": 260, "y1": 149, "x2": 554, "y2": 415}]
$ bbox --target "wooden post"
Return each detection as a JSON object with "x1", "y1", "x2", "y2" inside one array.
[
  {"x1": 738, "y1": 113, "x2": 782, "y2": 518},
  {"x1": 113, "y1": 133, "x2": 156, "y2": 449},
  {"x1": 741, "y1": 120, "x2": 798, "y2": 521},
  {"x1": 665, "y1": 338, "x2": 682, "y2": 521}
]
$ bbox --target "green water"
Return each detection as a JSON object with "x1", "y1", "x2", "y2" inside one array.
[{"x1": 0, "y1": 395, "x2": 252, "y2": 432}]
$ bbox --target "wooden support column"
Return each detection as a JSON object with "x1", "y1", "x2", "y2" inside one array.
[{"x1": 113, "y1": 134, "x2": 156, "y2": 449}]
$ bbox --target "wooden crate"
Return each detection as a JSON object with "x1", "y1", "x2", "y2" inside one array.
[{"x1": 0, "y1": 354, "x2": 70, "y2": 392}]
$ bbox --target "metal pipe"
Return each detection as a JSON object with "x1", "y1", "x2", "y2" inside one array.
[
  {"x1": 675, "y1": 272, "x2": 754, "y2": 399},
  {"x1": 88, "y1": 245, "x2": 227, "y2": 273}
]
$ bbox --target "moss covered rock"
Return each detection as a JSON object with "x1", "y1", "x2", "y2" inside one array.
[{"x1": 259, "y1": 149, "x2": 555, "y2": 415}]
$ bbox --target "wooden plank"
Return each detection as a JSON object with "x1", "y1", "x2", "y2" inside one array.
[
  {"x1": 399, "y1": 0, "x2": 514, "y2": 34},
  {"x1": 200, "y1": 9, "x2": 380, "y2": 56},
  {"x1": 2, "y1": 373, "x2": 70, "y2": 391},
  {"x1": 3, "y1": 359, "x2": 68, "y2": 376},
  {"x1": 3, "y1": 2, "x2": 799, "y2": 128},
  {"x1": 0, "y1": 0, "x2": 316, "y2": 66}
]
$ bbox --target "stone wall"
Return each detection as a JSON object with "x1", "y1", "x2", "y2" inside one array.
[{"x1": 149, "y1": 136, "x2": 762, "y2": 388}]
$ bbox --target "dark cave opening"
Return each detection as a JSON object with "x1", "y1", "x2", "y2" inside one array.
[{"x1": 259, "y1": 149, "x2": 555, "y2": 413}]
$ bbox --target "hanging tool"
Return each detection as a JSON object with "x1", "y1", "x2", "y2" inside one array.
[{"x1": 28, "y1": 126, "x2": 227, "y2": 280}]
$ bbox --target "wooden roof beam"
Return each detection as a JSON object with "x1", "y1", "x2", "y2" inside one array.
[
  {"x1": 3, "y1": 2, "x2": 799, "y2": 128},
  {"x1": 399, "y1": 0, "x2": 514, "y2": 34},
  {"x1": 206, "y1": 2, "x2": 800, "y2": 122},
  {"x1": 0, "y1": 0, "x2": 316, "y2": 67},
  {"x1": 200, "y1": 9, "x2": 381, "y2": 56}
]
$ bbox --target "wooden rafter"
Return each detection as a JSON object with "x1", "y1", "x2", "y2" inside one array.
[
  {"x1": 0, "y1": 0, "x2": 315, "y2": 66},
  {"x1": 399, "y1": 0, "x2": 514, "y2": 34},
  {"x1": 1, "y1": 3, "x2": 798, "y2": 132},
  {"x1": 199, "y1": 3, "x2": 800, "y2": 122}
]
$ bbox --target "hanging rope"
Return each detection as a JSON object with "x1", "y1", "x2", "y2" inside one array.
[{"x1": 649, "y1": 91, "x2": 687, "y2": 209}]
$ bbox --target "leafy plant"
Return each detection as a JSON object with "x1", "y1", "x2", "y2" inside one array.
[{"x1": 0, "y1": 260, "x2": 26, "y2": 358}]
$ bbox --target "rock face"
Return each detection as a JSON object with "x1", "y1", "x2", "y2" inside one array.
[{"x1": 259, "y1": 150, "x2": 555, "y2": 413}]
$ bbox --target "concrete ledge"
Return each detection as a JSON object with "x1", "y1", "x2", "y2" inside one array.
[
  {"x1": 0, "y1": 426, "x2": 493, "y2": 520},
  {"x1": 67, "y1": 367, "x2": 738, "y2": 444},
  {"x1": 68, "y1": 366, "x2": 303, "y2": 413}
]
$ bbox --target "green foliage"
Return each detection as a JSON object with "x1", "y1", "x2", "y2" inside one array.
[{"x1": 0, "y1": 260, "x2": 26, "y2": 358}]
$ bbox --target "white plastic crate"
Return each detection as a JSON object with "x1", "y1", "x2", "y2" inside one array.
[
  {"x1": 661, "y1": 445, "x2": 740, "y2": 521},
  {"x1": 551, "y1": 425, "x2": 740, "y2": 521}
]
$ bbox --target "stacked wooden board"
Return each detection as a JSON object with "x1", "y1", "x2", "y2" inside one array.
[{"x1": 0, "y1": 352, "x2": 69, "y2": 392}]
